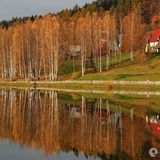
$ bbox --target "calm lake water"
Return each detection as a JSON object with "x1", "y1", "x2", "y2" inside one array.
[{"x1": 0, "y1": 88, "x2": 160, "y2": 160}]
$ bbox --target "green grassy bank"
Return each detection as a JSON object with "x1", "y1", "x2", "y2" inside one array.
[
  {"x1": 78, "y1": 53, "x2": 160, "y2": 81},
  {"x1": 0, "y1": 53, "x2": 160, "y2": 91}
]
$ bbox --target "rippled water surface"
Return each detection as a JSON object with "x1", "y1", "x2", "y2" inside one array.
[{"x1": 0, "y1": 88, "x2": 160, "y2": 160}]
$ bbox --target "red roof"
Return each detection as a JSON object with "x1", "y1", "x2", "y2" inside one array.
[{"x1": 149, "y1": 28, "x2": 160, "y2": 43}]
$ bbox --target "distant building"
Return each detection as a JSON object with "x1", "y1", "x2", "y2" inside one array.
[
  {"x1": 145, "y1": 28, "x2": 160, "y2": 53},
  {"x1": 69, "y1": 45, "x2": 81, "y2": 57},
  {"x1": 64, "y1": 45, "x2": 81, "y2": 60}
]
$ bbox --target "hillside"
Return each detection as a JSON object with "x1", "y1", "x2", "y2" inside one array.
[
  {"x1": 0, "y1": 0, "x2": 159, "y2": 81},
  {"x1": 78, "y1": 54, "x2": 160, "y2": 81}
]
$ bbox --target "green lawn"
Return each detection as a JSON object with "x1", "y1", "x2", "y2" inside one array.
[
  {"x1": 78, "y1": 53, "x2": 160, "y2": 81},
  {"x1": 58, "y1": 53, "x2": 130, "y2": 79},
  {"x1": 78, "y1": 73, "x2": 160, "y2": 81}
]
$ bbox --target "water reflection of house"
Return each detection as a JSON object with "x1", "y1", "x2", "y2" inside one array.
[
  {"x1": 146, "y1": 114, "x2": 160, "y2": 138},
  {"x1": 70, "y1": 107, "x2": 81, "y2": 118},
  {"x1": 63, "y1": 100, "x2": 121, "y2": 126},
  {"x1": 98, "y1": 110, "x2": 121, "y2": 126}
]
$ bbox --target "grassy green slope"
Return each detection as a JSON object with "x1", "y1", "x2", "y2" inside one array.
[
  {"x1": 78, "y1": 53, "x2": 160, "y2": 81},
  {"x1": 58, "y1": 53, "x2": 130, "y2": 80}
]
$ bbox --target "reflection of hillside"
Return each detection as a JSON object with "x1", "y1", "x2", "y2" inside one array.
[{"x1": 0, "y1": 89, "x2": 157, "y2": 159}]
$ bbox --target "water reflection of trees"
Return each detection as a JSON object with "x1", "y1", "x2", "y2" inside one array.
[{"x1": 0, "y1": 89, "x2": 154, "y2": 159}]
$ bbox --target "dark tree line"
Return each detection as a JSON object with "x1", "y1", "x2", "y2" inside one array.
[{"x1": 1, "y1": 0, "x2": 158, "y2": 29}]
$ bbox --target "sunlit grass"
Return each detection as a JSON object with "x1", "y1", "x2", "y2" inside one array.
[{"x1": 78, "y1": 54, "x2": 160, "y2": 81}]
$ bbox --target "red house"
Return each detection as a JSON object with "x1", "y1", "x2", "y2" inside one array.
[{"x1": 145, "y1": 28, "x2": 160, "y2": 53}]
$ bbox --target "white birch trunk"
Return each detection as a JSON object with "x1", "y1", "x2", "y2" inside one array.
[{"x1": 131, "y1": 13, "x2": 134, "y2": 62}]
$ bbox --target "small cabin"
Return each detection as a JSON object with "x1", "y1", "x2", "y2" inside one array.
[
  {"x1": 64, "y1": 45, "x2": 81, "y2": 60},
  {"x1": 69, "y1": 45, "x2": 81, "y2": 57}
]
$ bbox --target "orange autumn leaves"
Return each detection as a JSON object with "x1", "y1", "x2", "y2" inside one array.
[{"x1": 0, "y1": 9, "x2": 149, "y2": 80}]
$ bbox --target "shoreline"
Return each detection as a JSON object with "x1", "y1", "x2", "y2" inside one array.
[
  {"x1": 0, "y1": 86, "x2": 160, "y2": 97},
  {"x1": 0, "y1": 80, "x2": 160, "y2": 92},
  {"x1": 0, "y1": 80, "x2": 160, "y2": 84}
]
